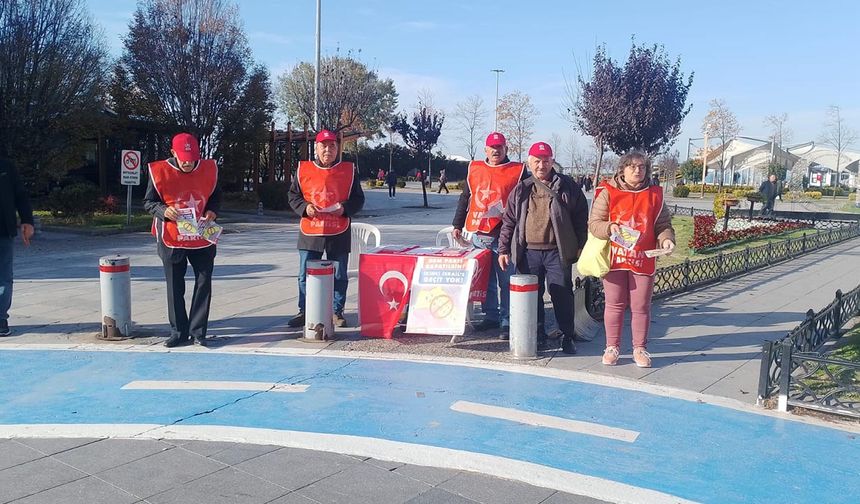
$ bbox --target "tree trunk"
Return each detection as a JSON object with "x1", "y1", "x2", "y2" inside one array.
[
  {"x1": 592, "y1": 138, "x2": 604, "y2": 187},
  {"x1": 422, "y1": 151, "x2": 429, "y2": 208}
]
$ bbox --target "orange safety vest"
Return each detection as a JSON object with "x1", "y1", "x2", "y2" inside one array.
[
  {"x1": 148, "y1": 159, "x2": 218, "y2": 249},
  {"x1": 464, "y1": 160, "x2": 524, "y2": 234},
  {"x1": 598, "y1": 182, "x2": 664, "y2": 276},
  {"x1": 298, "y1": 160, "x2": 354, "y2": 236}
]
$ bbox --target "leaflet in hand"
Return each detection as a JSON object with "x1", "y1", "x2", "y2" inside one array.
[
  {"x1": 317, "y1": 202, "x2": 343, "y2": 213},
  {"x1": 200, "y1": 220, "x2": 223, "y2": 244},
  {"x1": 175, "y1": 208, "x2": 200, "y2": 237},
  {"x1": 609, "y1": 225, "x2": 641, "y2": 250},
  {"x1": 644, "y1": 248, "x2": 672, "y2": 258}
]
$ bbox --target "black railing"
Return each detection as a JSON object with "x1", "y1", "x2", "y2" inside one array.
[
  {"x1": 583, "y1": 208, "x2": 860, "y2": 318},
  {"x1": 757, "y1": 284, "x2": 860, "y2": 418}
]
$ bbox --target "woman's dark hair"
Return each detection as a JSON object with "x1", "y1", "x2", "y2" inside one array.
[{"x1": 616, "y1": 150, "x2": 652, "y2": 181}]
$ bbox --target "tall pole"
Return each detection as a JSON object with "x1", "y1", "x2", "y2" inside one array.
[
  {"x1": 313, "y1": 0, "x2": 321, "y2": 131},
  {"x1": 491, "y1": 69, "x2": 504, "y2": 131},
  {"x1": 700, "y1": 128, "x2": 709, "y2": 198}
]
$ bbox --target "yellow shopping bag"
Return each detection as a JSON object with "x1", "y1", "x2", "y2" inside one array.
[{"x1": 576, "y1": 232, "x2": 610, "y2": 278}]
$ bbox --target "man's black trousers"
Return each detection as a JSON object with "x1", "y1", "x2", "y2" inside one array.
[{"x1": 158, "y1": 243, "x2": 216, "y2": 340}]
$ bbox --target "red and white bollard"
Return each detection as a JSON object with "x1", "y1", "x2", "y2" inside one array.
[
  {"x1": 99, "y1": 255, "x2": 132, "y2": 340},
  {"x1": 304, "y1": 260, "x2": 334, "y2": 340},
  {"x1": 509, "y1": 274, "x2": 539, "y2": 359}
]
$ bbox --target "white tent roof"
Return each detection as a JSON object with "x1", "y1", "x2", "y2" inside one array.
[{"x1": 788, "y1": 144, "x2": 860, "y2": 173}]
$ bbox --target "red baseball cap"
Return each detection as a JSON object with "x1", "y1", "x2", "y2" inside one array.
[
  {"x1": 528, "y1": 142, "x2": 553, "y2": 158},
  {"x1": 171, "y1": 133, "x2": 200, "y2": 163},
  {"x1": 316, "y1": 129, "x2": 338, "y2": 143},
  {"x1": 485, "y1": 132, "x2": 506, "y2": 147}
]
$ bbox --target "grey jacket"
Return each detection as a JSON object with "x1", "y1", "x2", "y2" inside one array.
[{"x1": 498, "y1": 171, "x2": 589, "y2": 267}]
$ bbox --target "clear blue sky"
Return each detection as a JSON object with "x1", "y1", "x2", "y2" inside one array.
[{"x1": 89, "y1": 0, "x2": 859, "y2": 161}]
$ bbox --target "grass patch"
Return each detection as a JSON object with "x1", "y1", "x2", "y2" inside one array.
[
  {"x1": 656, "y1": 215, "x2": 813, "y2": 267},
  {"x1": 35, "y1": 210, "x2": 152, "y2": 232},
  {"x1": 800, "y1": 323, "x2": 860, "y2": 400},
  {"x1": 839, "y1": 201, "x2": 860, "y2": 214}
]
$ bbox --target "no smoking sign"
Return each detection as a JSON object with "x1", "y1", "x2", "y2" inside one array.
[{"x1": 120, "y1": 150, "x2": 141, "y2": 186}]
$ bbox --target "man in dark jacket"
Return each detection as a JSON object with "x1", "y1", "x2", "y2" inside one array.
[
  {"x1": 498, "y1": 142, "x2": 588, "y2": 354},
  {"x1": 758, "y1": 174, "x2": 780, "y2": 215},
  {"x1": 0, "y1": 158, "x2": 35, "y2": 336},
  {"x1": 288, "y1": 130, "x2": 365, "y2": 328}
]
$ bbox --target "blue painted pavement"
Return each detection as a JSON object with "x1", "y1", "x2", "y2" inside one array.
[{"x1": 1, "y1": 349, "x2": 858, "y2": 503}]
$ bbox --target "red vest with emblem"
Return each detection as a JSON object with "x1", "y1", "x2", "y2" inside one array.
[
  {"x1": 298, "y1": 160, "x2": 354, "y2": 236},
  {"x1": 597, "y1": 182, "x2": 664, "y2": 275},
  {"x1": 149, "y1": 159, "x2": 218, "y2": 249},
  {"x1": 464, "y1": 161, "x2": 524, "y2": 234}
]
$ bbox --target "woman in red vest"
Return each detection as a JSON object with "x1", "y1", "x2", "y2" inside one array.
[
  {"x1": 587, "y1": 151, "x2": 675, "y2": 367},
  {"x1": 143, "y1": 133, "x2": 220, "y2": 348}
]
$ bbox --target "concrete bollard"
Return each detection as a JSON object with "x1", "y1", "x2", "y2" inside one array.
[
  {"x1": 99, "y1": 255, "x2": 132, "y2": 340},
  {"x1": 509, "y1": 274, "x2": 539, "y2": 359},
  {"x1": 304, "y1": 260, "x2": 334, "y2": 341}
]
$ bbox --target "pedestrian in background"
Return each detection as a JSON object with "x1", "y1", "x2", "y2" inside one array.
[
  {"x1": 437, "y1": 168, "x2": 449, "y2": 194},
  {"x1": 386, "y1": 169, "x2": 398, "y2": 199},
  {"x1": 587, "y1": 151, "x2": 675, "y2": 368},
  {"x1": 144, "y1": 133, "x2": 220, "y2": 347},
  {"x1": 759, "y1": 173, "x2": 781, "y2": 216},
  {"x1": 498, "y1": 142, "x2": 588, "y2": 353},
  {"x1": 0, "y1": 156, "x2": 34, "y2": 337}
]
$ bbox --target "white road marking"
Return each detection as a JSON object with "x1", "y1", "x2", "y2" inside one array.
[
  {"x1": 450, "y1": 400, "x2": 640, "y2": 443},
  {"x1": 121, "y1": 381, "x2": 309, "y2": 393},
  {"x1": 0, "y1": 424, "x2": 697, "y2": 504}
]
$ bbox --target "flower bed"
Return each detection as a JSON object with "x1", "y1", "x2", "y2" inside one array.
[{"x1": 689, "y1": 215, "x2": 812, "y2": 251}]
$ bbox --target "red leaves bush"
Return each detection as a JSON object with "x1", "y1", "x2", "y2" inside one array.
[
  {"x1": 689, "y1": 215, "x2": 811, "y2": 251},
  {"x1": 100, "y1": 195, "x2": 120, "y2": 214}
]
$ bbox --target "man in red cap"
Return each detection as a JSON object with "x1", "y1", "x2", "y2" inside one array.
[
  {"x1": 451, "y1": 132, "x2": 526, "y2": 339},
  {"x1": 288, "y1": 129, "x2": 365, "y2": 328},
  {"x1": 498, "y1": 142, "x2": 588, "y2": 354},
  {"x1": 144, "y1": 132, "x2": 221, "y2": 347}
]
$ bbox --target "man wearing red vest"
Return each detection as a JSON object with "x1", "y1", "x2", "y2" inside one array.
[
  {"x1": 144, "y1": 133, "x2": 220, "y2": 348},
  {"x1": 287, "y1": 130, "x2": 365, "y2": 328},
  {"x1": 452, "y1": 132, "x2": 526, "y2": 339}
]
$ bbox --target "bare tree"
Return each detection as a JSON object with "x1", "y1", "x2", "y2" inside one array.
[
  {"x1": 277, "y1": 51, "x2": 398, "y2": 137},
  {"x1": 0, "y1": 0, "x2": 107, "y2": 188},
  {"x1": 820, "y1": 105, "x2": 858, "y2": 201},
  {"x1": 453, "y1": 94, "x2": 487, "y2": 160},
  {"x1": 497, "y1": 90, "x2": 538, "y2": 161},
  {"x1": 657, "y1": 150, "x2": 680, "y2": 189},
  {"x1": 121, "y1": 0, "x2": 251, "y2": 156},
  {"x1": 703, "y1": 99, "x2": 741, "y2": 186},
  {"x1": 549, "y1": 133, "x2": 563, "y2": 157},
  {"x1": 764, "y1": 113, "x2": 792, "y2": 149}
]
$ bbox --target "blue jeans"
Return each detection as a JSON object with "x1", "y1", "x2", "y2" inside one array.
[
  {"x1": 298, "y1": 249, "x2": 349, "y2": 314},
  {"x1": 0, "y1": 237, "x2": 13, "y2": 322},
  {"x1": 471, "y1": 234, "x2": 511, "y2": 326}
]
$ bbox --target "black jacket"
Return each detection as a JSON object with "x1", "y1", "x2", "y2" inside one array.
[
  {"x1": 758, "y1": 180, "x2": 781, "y2": 202},
  {"x1": 0, "y1": 158, "x2": 34, "y2": 238},
  {"x1": 288, "y1": 162, "x2": 365, "y2": 255}
]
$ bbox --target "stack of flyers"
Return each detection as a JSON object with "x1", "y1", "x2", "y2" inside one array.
[
  {"x1": 175, "y1": 208, "x2": 200, "y2": 236},
  {"x1": 644, "y1": 248, "x2": 672, "y2": 258},
  {"x1": 609, "y1": 225, "x2": 641, "y2": 250},
  {"x1": 200, "y1": 220, "x2": 223, "y2": 244},
  {"x1": 317, "y1": 202, "x2": 343, "y2": 213}
]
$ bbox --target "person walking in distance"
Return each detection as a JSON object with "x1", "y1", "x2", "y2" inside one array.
[
  {"x1": 288, "y1": 130, "x2": 365, "y2": 329},
  {"x1": 758, "y1": 173, "x2": 781, "y2": 216},
  {"x1": 588, "y1": 151, "x2": 675, "y2": 367},
  {"x1": 144, "y1": 133, "x2": 221, "y2": 348},
  {"x1": 452, "y1": 132, "x2": 526, "y2": 339},
  {"x1": 0, "y1": 156, "x2": 34, "y2": 337},
  {"x1": 498, "y1": 142, "x2": 588, "y2": 353},
  {"x1": 386, "y1": 169, "x2": 398, "y2": 199},
  {"x1": 437, "y1": 168, "x2": 449, "y2": 194}
]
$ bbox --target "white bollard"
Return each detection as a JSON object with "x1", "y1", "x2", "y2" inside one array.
[
  {"x1": 99, "y1": 255, "x2": 132, "y2": 340},
  {"x1": 509, "y1": 274, "x2": 539, "y2": 359},
  {"x1": 304, "y1": 260, "x2": 334, "y2": 340}
]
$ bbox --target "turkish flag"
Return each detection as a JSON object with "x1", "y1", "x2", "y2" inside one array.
[{"x1": 359, "y1": 253, "x2": 417, "y2": 339}]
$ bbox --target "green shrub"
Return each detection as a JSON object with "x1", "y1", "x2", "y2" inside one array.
[
  {"x1": 713, "y1": 191, "x2": 729, "y2": 219},
  {"x1": 258, "y1": 182, "x2": 290, "y2": 210},
  {"x1": 820, "y1": 187, "x2": 848, "y2": 197},
  {"x1": 673, "y1": 184, "x2": 690, "y2": 198},
  {"x1": 745, "y1": 191, "x2": 765, "y2": 203},
  {"x1": 804, "y1": 191, "x2": 822, "y2": 200},
  {"x1": 457, "y1": 180, "x2": 468, "y2": 191},
  {"x1": 46, "y1": 182, "x2": 100, "y2": 217},
  {"x1": 732, "y1": 189, "x2": 755, "y2": 199},
  {"x1": 396, "y1": 177, "x2": 406, "y2": 188},
  {"x1": 222, "y1": 191, "x2": 259, "y2": 209}
]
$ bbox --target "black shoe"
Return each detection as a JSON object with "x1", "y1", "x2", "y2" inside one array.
[
  {"x1": 333, "y1": 312, "x2": 347, "y2": 328},
  {"x1": 287, "y1": 312, "x2": 305, "y2": 328},
  {"x1": 0, "y1": 320, "x2": 10, "y2": 337},
  {"x1": 537, "y1": 337, "x2": 550, "y2": 351},
  {"x1": 498, "y1": 322, "x2": 510, "y2": 340},
  {"x1": 193, "y1": 337, "x2": 208, "y2": 347},
  {"x1": 164, "y1": 335, "x2": 188, "y2": 348},
  {"x1": 561, "y1": 335, "x2": 577, "y2": 355},
  {"x1": 474, "y1": 319, "x2": 500, "y2": 332}
]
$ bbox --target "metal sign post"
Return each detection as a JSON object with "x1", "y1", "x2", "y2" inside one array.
[{"x1": 120, "y1": 150, "x2": 141, "y2": 226}]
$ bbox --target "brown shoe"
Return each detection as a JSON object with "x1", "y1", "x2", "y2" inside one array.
[
  {"x1": 633, "y1": 347, "x2": 652, "y2": 368},
  {"x1": 333, "y1": 312, "x2": 347, "y2": 328},
  {"x1": 602, "y1": 346, "x2": 620, "y2": 366}
]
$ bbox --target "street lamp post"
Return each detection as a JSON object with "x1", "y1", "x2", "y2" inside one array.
[
  {"x1": 700, "y1": 127, "x2": 710, "y2": 198},
  {"x1": 313, "y1": 0, "x2": 321, "y2": 131},
  {"x1": 491, "y1": 69, "x2": 504, "y2": 131}
]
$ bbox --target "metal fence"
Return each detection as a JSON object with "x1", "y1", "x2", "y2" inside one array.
[
  {"x1": 582, "y1": 206, "x2": 860, "y2": 320},
  {"x1": 757, "y1": 284, "x2": 860, "y2": 418}
]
